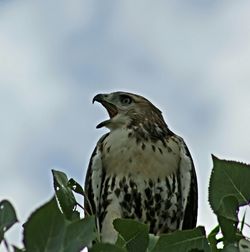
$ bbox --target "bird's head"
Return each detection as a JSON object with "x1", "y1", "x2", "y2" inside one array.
[{"x1": 93, "y1": 91, "x2": 168, "y2": 134}]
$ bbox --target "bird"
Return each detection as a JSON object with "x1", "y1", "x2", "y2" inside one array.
[{"x1": 84, "y1": 91, "x2": 198, "y2": 243}]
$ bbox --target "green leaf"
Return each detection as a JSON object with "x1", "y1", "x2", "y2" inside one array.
[
  {"x1": 90, "y1": 242, "x2": 126, "y2": 252},
  {"x1": 23, "y1": 197, "x2": 96, "y2": 252},
  {"x1": 113, "y1": 218, "x2": 149, "y2": 252},
  {"x1": 152, "y1": 226, "x2": 210, "y2": 252},
  {"x1": 148, "y1": 234, "x2": 159, "y2": 252},
  {"x1": 115, "y1": 233, "x2": 126, "y2": 248},
  {"x1": 239, "y1": 239, "x2": 250, "y2": 252},
  {"x1": 52, "y1": 170, "x2": 77, "y2": 219},
  {"x1": 208, "y1": 225, "x2": 220, "y2": 252},
  {"x1": 68, "y1": 178, "x2": 85, "y2": 196},
  {"x1": 64, "y1": 215, "x2": 97, "y2": 252},
  {"x1": 23, "y1": 197, "x2": 66, "y2": 252},
  {"x1": 209, "y1": 156, "x2": 250, "y2": 217},
  {"x1": 208, "y1": 156, "x2": 250, "y2": 244},
  {"x1": 68, "y1": 178, "x2": 94, "y2": 216},
  {"x1": 217, "y1": 211, "x2": 237, "y2": 244},
  {"x1": 13, "y1": 246, "x2": 26, "y2": 252},
  {"x1": 0, "y1": 200, "x2": 18, "y2": 242},
  {"x1": 222, "y1": 243, "x2": 238, "y2": 252}
]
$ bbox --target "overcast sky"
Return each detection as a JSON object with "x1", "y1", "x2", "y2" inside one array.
[{"x1": 1, "y1": 0, "x2": 250, "y2": 249}]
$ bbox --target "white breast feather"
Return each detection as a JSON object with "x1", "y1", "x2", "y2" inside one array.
[
  {"x1": 102, "y1": 128, "x2": 181, "y2": 178},
  {"x1": 92, "y1": 129, "x2": 193, "y2": 242}
]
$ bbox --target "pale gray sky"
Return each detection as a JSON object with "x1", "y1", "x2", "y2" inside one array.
[{"x1": 1, "y1": 0, "x2": 250, "y2": 249}]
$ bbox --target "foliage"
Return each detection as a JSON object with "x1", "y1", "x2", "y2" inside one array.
[{"x1": 1, "y1": 156, "x2": 250, "y2": 251}]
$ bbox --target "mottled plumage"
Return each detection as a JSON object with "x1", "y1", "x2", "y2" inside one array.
[{"x1": 84, "y1": 91, "x2": 198, "y2": 243}]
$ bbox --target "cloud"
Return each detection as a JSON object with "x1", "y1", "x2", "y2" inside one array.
[{"x1": 1, "y1": 0, "x2": 250, "y2": 249}]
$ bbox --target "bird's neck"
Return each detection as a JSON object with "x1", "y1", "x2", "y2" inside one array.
[{"x1": 123, "y1": 121, "x2": 171, "y2": 144}]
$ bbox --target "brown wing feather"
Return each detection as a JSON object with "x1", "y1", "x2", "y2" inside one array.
[
  {"x1": 84, "y1": 133, "x2": 109, "y2": 215},
  {"x1": 182, "y1": 148, "x2": 198, "y2": 229},
  {"x1": 84, "y1": 146, "x2": 98, "y2": 215}
]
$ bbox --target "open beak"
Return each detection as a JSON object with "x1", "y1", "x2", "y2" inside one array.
[{"x1": 93, "y1": 94, "x2": 118, "y2": 128}]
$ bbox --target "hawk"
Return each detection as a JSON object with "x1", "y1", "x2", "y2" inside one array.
[{"x1": 84, "y1": 91, "x2": 198, "y2": 243}]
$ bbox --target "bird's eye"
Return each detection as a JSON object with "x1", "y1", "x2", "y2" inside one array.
[{"x1": 120, "y1": 95, "x2": 132, "y2": 105}]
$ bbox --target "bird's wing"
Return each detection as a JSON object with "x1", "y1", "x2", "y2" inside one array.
[
  {"x1": 84, "y1": 133, "x2": 109, "y2": 216},
  {"x1": 178, "y1": 138, "x2": 198, "y2": 229}
]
